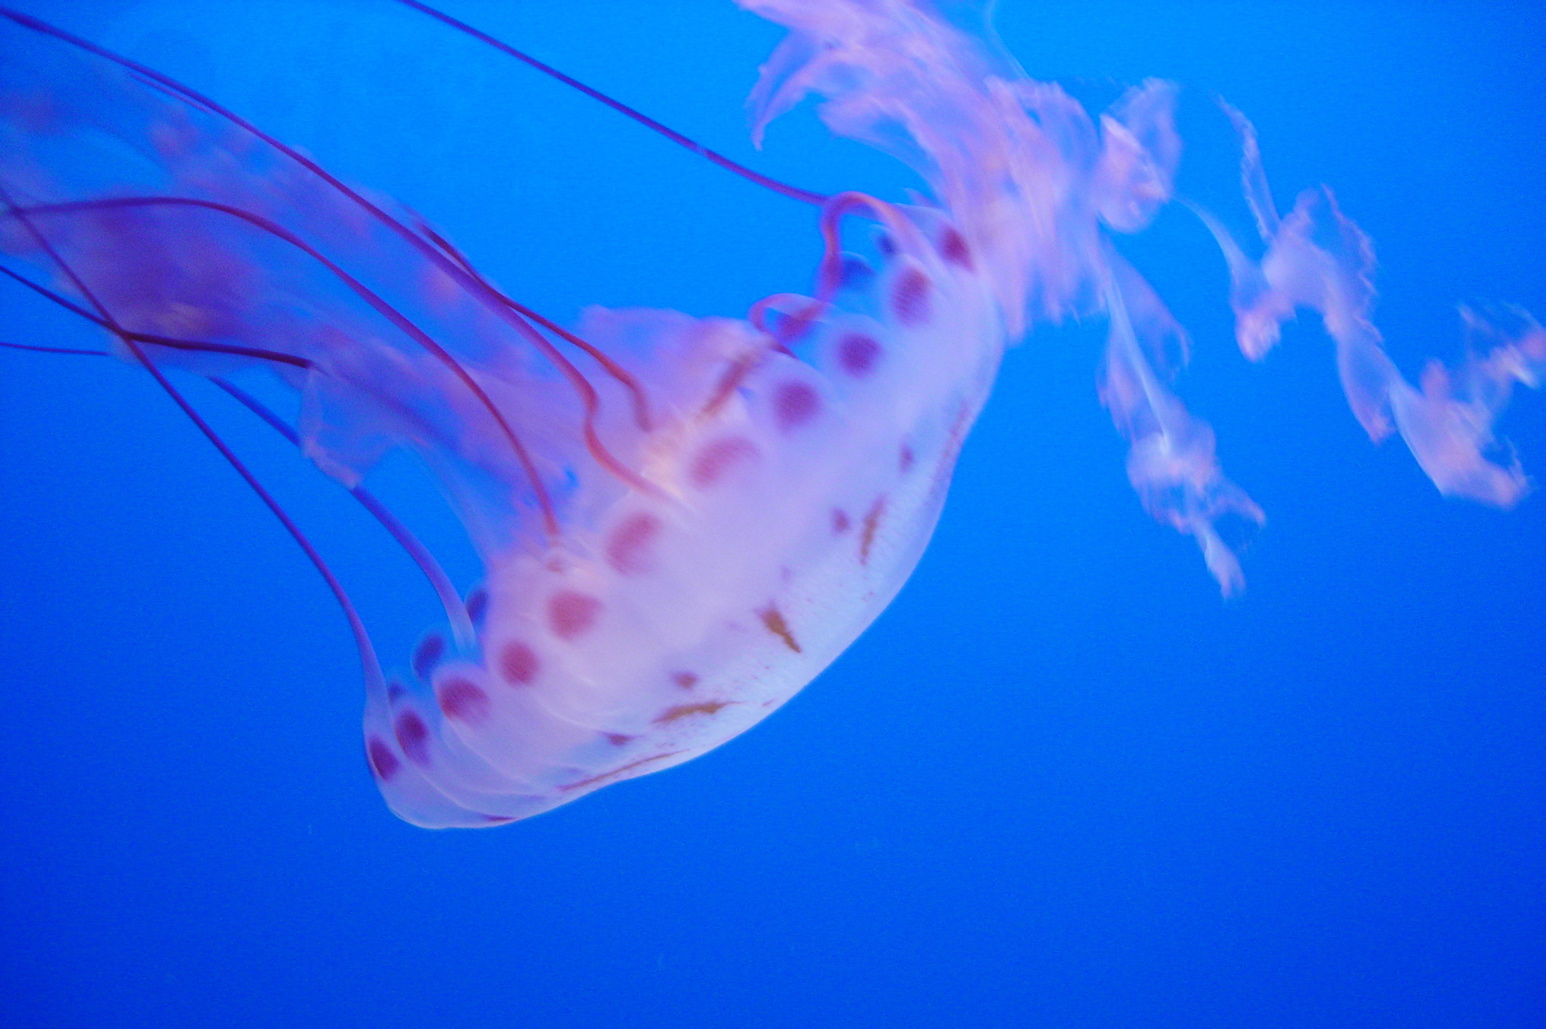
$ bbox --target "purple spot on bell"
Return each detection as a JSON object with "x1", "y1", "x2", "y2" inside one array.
[{"x1": 412, "y1": 633, "x2": 445, "y2": 680}]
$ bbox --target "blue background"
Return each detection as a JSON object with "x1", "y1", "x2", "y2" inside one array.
[{"x1": 2, "y1": 2, "x2": 1543, "y2": 1026}]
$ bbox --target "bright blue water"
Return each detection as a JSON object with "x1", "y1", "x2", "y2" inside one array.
[{"x1": 1, "y1": 2, "x2": 1542, "y2": 1026}]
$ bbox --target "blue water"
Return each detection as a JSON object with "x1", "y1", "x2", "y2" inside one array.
[{"x1": 1, "y1": 2, "x2": 1542, "y2": 1026}]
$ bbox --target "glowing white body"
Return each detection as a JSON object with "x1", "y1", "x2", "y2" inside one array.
[{"x1": 371, "y1": 211, "x2": 1005, "y2": 827}]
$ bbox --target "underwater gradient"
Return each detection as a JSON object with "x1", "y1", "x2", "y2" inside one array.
[{"x1": 1, "y1": 1, "x2": 1542, "y2": 1026}]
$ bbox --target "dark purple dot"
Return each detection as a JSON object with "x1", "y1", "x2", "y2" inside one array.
[
  {"x1": 549, "y1": 590, "x2": 601, "y2": 640},
  {"x1": 838, "y1": 255, "x2": 874, "y2": 289},
  {"x1": 690, "y1": 437, "x2": 758, "y2": 488},
  {"x1": 394, "y1": 710, "x2": 430, "y2": 766},
  {"x1": 673, "y1": 671, "x2": 699, "y2": 689},
  {"x1": 892, "y1": 268, "x2": 931, "y2": 325},
  {"x1": 412, "y1": 633, "x2": 445, "y2": 680},
  {"x1": 832, "y1": 508, "x2": 851, "y2": 534},
  {"x1": 774, "y1": 381, "x2": 820, "y2": 432},
  {"x1": 607, "y1": 512, "x2": 660, "y2": 576},
  {"x1": 500, "y1": 641, "x2": 539, "y2": 685},
  {"x1": 838, "y1": 334, "x2": 881, "y2": 377},
  {"x1": 366, "y1": 736, "x2": 399, "y2": 781},
  {"x1": 438, "y1": 679, "x2": 491, "y2": 724},
  {"x1": 465, "y1": 588, "x2": 488, "y2": 627},
  {"x1": 940, "y1": 227, "x2": 973, "y2": 269}
]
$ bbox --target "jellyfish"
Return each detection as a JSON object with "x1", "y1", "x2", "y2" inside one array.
[{"x1": 0, "y1": 1, "x2": 1538, "y2": 828}]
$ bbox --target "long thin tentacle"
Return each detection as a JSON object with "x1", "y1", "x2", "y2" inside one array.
[
  {"x1": 0, "y1": 185, "x2": 388, "y2": 702},
  {"x1": 211, "y1": 377, "x2": 477, "y2": 648},
  {"x1": 0, "y1": 332, "x2": 478, "y2": 649},
  {"x1": 0, "y1": 7, "x2": 655, "y2": 517},
  {"x1": 394, "y1": 0, "x2": 827, "y2": 208},
  {"x1": 6, "y1": 195, "x2": 561, "y2": 532}
]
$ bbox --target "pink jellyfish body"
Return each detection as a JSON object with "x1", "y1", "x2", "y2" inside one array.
[{"x1": 1, "y1": 1, "x2": 1538, "y2": 827}]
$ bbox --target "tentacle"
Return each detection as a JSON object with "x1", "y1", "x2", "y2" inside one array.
[
  {"x1": 392, "y1": 0, "x2": 827, "y2": 207},
  {"x1": 0, "y1": 183, "x2": 388, "y2": 710},
  {"x1": 211, "y1": 378, "x2": 478, "y2": 648}
]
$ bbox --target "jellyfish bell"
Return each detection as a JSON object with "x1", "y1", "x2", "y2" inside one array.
[
  {"x1": 0, "y1": 2, "x2": 1011, "y2": 827},
  {"x1": 1, "y1": 1, "x2": 1538, "y2": 828}
]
